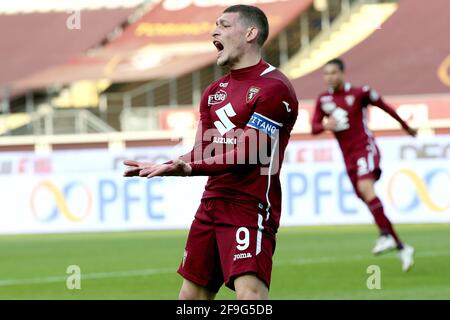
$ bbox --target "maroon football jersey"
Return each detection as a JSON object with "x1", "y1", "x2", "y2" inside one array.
[
  {"x1": 312, "y1": 83, "x2": 411, "y2": 156},
  {"x1": 181, "y1": 59, "x2": 298, "y2": 229}
]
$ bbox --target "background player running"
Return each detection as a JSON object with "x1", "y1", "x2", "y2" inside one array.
[
  {"x1": 124, "y1": 5, "x2": 298, "y2": 299},
  {"x1": 312, "y1": 58, "x2": 417, "y2": 272}
]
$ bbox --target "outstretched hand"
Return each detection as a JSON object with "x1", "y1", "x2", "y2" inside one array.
[
  {"x1": 406, "y1": 127, "x2": 418, "y2": 137},
  {"x1": 123, "y1": 160, "x2": 154, "y2": 177},
  {"x1": 123, "y1": 159, "x2": 192, "y2": 179},
  {"x1": 324, "y1": 116, "x2": 337, "y2": 131}
]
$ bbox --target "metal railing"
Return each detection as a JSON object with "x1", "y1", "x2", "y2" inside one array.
[
  {"x1": 3, "y1": 108, "x2": 117, "y2": 136},
  {"x1": 119, "y1": 105, "x2": 197, "y2": 132}
]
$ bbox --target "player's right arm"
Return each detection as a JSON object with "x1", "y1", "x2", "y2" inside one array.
[
  {"x1": 363, "y1": 86, "x2": 417, "y2": 137},
  {"x1": 311, "y1": 96, "x2": 336, "y2": 134},
  {"x1": 177, "y1": 86, "x2": 214, "y2": 162},
  {"x1": 123, "y1": 86, "x2": 213, "y2": 177}
]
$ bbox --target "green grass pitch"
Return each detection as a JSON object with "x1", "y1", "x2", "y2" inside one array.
[{"x1": 1, "y1": 224, "x2": 449, "y2": 299}]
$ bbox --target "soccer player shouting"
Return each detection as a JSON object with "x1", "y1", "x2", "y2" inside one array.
[
  {"x1": 124, "y1": 5, "x2": 298, "y2": 299},
  {"x1": 312, "y1": 58, "x2": 416, "y2": 272}
]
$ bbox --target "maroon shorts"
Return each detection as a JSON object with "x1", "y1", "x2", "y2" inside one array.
[
  {"x1": 345, "y1": 145, "x2": 382, "y2": 197},
  {"x1": 177, "y1": 198, "x2": 276, "y2": 293}
]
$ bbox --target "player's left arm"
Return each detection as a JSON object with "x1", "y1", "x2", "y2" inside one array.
[
  {"x1": 189, "y1": 84, "x2": 296, "y2": 176},
  {"x1": 311, "y1": 96, "x2": 326, "y2": 134},
  {"x1": 364, "y1": 86, "x2": 417, "y2": 137}
]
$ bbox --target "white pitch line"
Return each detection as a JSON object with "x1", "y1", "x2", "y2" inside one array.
[
  {"x1": 277, "y1": 250, "x2": 450, "y2": 266},
  {"x1": 0, "y1": 268, "x2": 173, "y2": 287},
  {"x1": 1, "y1": 251, "x2": 449, "y2": 287}
]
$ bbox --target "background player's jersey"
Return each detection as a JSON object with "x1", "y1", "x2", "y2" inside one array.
[
  {"x1": 312, "y1": 83, "x2": 410, "y2": 157},
  {"x1": 182, "y1": 59, "x2": 298, "y2": 230}
]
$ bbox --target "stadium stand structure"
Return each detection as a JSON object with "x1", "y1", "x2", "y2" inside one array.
[
  {"x1": 0, "y1": 7, "x2": 138, "y2": 96},
  {"x1": 291, "y1": 0, "x2": 450, "y2": 97},
  {"x1": 1, "y1": 0, "x2": 318, "y2": 135},
  {"x1": 283, "y1": 0, "x2": 398, "y2": 79},
  {"x1": 0, "y1": 0, "x2": 449, "y2": 150},
  {"x1": 0, "y1": 1, "x2": 154, "y2": 135},
  {"x1": 290, "y1": 0, "x2": 450, "y2": 136}
]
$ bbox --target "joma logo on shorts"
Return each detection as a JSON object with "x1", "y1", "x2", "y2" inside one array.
[{"x1": 233, "y1": 252, "x2": 252, "y2": 261}]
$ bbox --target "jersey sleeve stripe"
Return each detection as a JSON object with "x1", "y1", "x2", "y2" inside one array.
[
  {"x1": 251, "y1": 112, "x2": 283, "y2": 127},
  {"x1": 246, "y1": 112, "x2": 283, "y2": 139}
]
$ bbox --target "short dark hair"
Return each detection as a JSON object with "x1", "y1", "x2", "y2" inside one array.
[
  {"x1": 326, "y1": 58, "x2": 345, "y2": 71},
  {"x1": 223, "y1": 5, "x2": 269, "y2": 47}
]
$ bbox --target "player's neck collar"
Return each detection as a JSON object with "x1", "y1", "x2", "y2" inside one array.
[
  {"x1": 230, "y1": 59, "x2": 266, "y2": 80},
  {"x1": 329, "y1": 82, "x2": 352, "y2": 94}
]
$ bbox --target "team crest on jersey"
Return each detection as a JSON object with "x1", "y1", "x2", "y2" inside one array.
[
  {"x1": 345, "y1": 95, "x2": 355, "y2": 106},
  {"x1": 246, "y1": 86, "x2": 260, "y2": 103},
  {"x1": 208, "y1": 89, "x2": 227, "y2": 105}
]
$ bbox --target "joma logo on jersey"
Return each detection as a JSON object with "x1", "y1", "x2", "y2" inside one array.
[
  {"x1": 208, "y1": 89, "x2": 227, "y2": 105},
  {"x1": 246, "y1": 86, "x2": 260, "y2": 103},
  {"x1": 233, "y1": 252, "x2": 252, "y2": 261}
]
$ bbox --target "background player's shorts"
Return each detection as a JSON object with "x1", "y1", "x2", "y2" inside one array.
[
  {"x1": 177, "y1": 198, "x2": 276, "y2": 293},
  {"x1": 345, "y1": 144, "x2": 381, "y2": 197}
]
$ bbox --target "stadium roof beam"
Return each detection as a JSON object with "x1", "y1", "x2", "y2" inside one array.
[
  {"x1": 316, "y1": 0, "x2": 331, "y2": 32},
  {"x1": 169, "y1": 78, "x2": 178, "y2": 107},
  {"x1": 25, "y1": 92, "x2": 34, "y2": 133},
  {"x1": 1, "y1": 87, "x2": 10, "y2": 115},
  {"x1": 279, "y1": 30, "x2": 289, "y2": 67},
  {"x1": 342, "y1": 0, "x2": 351, "y2": 15},
  {"x1": 192, "y1": 71, "x2": 201, "y2": 106},
  {"x1": 301, "y1": 13, "x2": 310, "y2": 49},
  {"x1": 146, "y1": 88, "x2": 155, "y2": 108}
]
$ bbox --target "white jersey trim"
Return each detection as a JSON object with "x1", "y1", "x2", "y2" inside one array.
[
  {"x1": 260, "y1": 64, "x2": 276, "y2": 76},
  {"x1": 256, "y1": 214, "x2": 263, "y2": 256},
  {"x1": 252, "y1": 112, "x2": 283, "y2": 127},
  {"x1": 265, "y1": 137, "x2": 279, "y2": 221},
  {"x1": 362, "y1": 107, "x2": 378, "y2": 156}
]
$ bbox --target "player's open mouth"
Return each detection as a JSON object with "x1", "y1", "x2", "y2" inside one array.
[{"x1": 213, "y1": 40, "x2": 224, "y2": 55}]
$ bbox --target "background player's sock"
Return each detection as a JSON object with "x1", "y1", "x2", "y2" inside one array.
[{"x1": 368, "y1": 197, "x2": 404, "y2": 250}]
